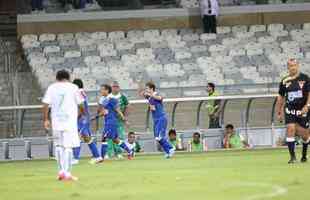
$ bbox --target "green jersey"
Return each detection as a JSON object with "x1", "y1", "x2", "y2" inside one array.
[
  {"x1": 190, "y1": 140, "x2": 203, "y2": 152},
  {"x1": 206, "y1": 91, "x2": 220, "y2": 114},
  {"x1": 229, "y1": 134, "x2": 243, "y2": 149}
]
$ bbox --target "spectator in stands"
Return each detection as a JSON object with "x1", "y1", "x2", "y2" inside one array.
[
  {"x1": 31, "y1": 0, "x2": 43, "y2": 12},
  {"x1": 206, "y1": 82, "x2": 221, "y2": 128},
  {"x1": 188, "y1": 132, "x2": 204, "y2": 152},
  {"x1": 168, "y1": 129, "x2": 183, "y2": 151},
  {"x1": 200, "y1": 0, "x2": 219, "y2": 33},
  {"x1": 223, "y1": 124, "x2": 249, "y2": 149},
  {"x1": 125, "y1": 132, "x2": 142, "y2": 154}
]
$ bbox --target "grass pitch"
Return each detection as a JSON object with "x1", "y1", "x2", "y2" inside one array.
[{"x1": 0, "y1": 149, "x2": 309, "y2": 200}]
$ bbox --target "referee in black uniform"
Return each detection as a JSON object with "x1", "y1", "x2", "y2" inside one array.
[{"x1": 276, "y1": 58, "x2": 310, "y2": 164}]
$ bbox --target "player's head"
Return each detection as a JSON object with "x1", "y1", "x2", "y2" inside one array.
[
  {"x1": 100, "y1": 84, "x2": 112, "y2": 96},
  {"x1": 128, "y1": 132, "x2": 136, "y2": 144},
  {"x1": 168, "y1": 129, "x2": 177, "y2": 140},
  {"x1": 287, "y1": 58, "x2": 299, "y2": 76},
  {"x1": 193, "y1": 132, "x2": 201, "y2": 143},
  {"x1": 207, "y1": 82, "x2": 215, "y2": 94},
  {"x1": 56, "y1": 70, "x2": 70, "y2": 81},
  {"x1": 145, "y1": 81, "x2": 156, "y2": 93},
  {"x1": 73, "y1": 79, "x2": 84, "y2": 89},
  {"x1": 111, "y1": 81, "x2": 120, "y2": 94},
  {"x1": 225, "y1": 124, "x2": 234, "y2": 135}
]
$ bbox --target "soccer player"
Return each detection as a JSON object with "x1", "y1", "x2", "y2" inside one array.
[
  {"x1": 106, "y1": 81, "x2": 130, "y2": 159},
  {"x1": 42, "y1": 70, "x2": 83, "y2": 181},
  {"x1": 98, "y1": 84, "x2": 133, "y2": 160},
  {"x1": 72, "y1": 79, "x2": 103, "y2": 165},
  {"x1": 125, "y1": 132, "x2": 142, "y2": 155},
  {"x1": 276, "y1": 58, "x2": 310, "y2": 164},
  {"x1": 139, "y1": 82, "x2": 174, "y2": 158}
]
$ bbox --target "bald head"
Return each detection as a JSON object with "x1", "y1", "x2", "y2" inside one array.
[{"x1": 287, "y1": 58, "x2": 299, "y2": 77}]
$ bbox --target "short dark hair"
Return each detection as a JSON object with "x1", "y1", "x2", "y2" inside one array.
[
  {"x1": 225, "y1": 124, "x2": 234, "y2": 129},
  {"x1": 56, "y1": 70, "x2": 70, "y2": 81},
  {"x1": 193, "y1": 132, "x2": 200, "y2": 138},
  {"x1": 101, "y1": 84, "x2": 112, "y2": 93},
  {"x1": 168, "y1": 129, "x2": 177, "y2": 136},
  {"x1": 73, "y1": 79, "x2": 83, "y2": 89},
  {"x1": 128, "y1": 132, "x2": 135, "y2": 136},
  {"x1": 146, "y1": 81, "x2": 156, "y2": 91},
  {"x1": 207, "y1": 82, "x2": 215, "y2": 91}
]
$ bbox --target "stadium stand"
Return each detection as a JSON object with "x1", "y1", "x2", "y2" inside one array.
[{"x1": 20, "y1": 23, "x2": 310, "y2": 99}]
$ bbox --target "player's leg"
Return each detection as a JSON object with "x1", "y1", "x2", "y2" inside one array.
[
  {"x1": 114, "y1": 122, "x2": 125, "y2": 159},
  {"x1": 295, "y1": 118, "x2": 310, "y2": 162},
  {"x1": 111, "y1": 126, "x2": 133, "y2": 159},
  {"x1": 53, "y1": 130, "x2": 66, "y2": 180},
  {"x1": 100, "y1": 134, "x2": 108, "y2": 160},
  {"x1": 107, "y1": 139, "x2": 115, "y2": 159},
  {"x1": 154, "y1": 118, "x2": 174, "y2": 157},
  {"x1": 286, "y1": 123, "x2": 297, "y2": 163},
  {"x1": 62, "y1": 130, "x2": 80, "y2": 181}
]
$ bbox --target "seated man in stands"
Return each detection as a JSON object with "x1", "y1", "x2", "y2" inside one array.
[
  {"x1": 223, "y1": 124, "x2": 249, "y2": 149},
  {"x1": 188, "y1": 132, "x2": 204, "y2": 152},
  {"x1": 168, "y1": 129, "x2": 183, "y2": 151}
]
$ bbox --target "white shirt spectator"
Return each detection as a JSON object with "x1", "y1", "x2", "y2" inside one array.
[
  {"x1": 42, "y1": 82, "x2": 84, "y2": 132},
  {"x1": 200, "y1": 0, "x2": 219, "y2": 17}
]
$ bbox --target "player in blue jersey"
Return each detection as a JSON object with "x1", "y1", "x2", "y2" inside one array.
[
  {"x1": 139, "y1": 81, "x2": 174, "y2": 158},
  {"x1": 72, "y1": 79, "x2": 103, "y2": 164},
  {"x1": 98, "y1": 84, "x2": 134, "y2": 160}
]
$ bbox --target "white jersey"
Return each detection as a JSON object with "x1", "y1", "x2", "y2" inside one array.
[
  {"x1": 125, "y1": 140, "x2": 136, "y2": 151},
  {"x1": 42, "y1": 82, "x2": 84, "y2": 132}
]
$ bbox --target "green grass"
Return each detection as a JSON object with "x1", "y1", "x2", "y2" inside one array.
[{"x1": 0, "y1": 149, "x2": 310, "y2": 200}]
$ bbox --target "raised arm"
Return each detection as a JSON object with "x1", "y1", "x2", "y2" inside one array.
[{"x1": 150, "y1": 92, "x2": 163, "y2": 101}]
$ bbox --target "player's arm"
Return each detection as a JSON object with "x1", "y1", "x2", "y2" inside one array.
[
  {"x1": 150, "y1": 92, "x2": 163, "y2": 101},
  {"x1": 116, "y1": 107, "x2": 126, "y2": 121},
  {"x1": 42, "y1": 103, "x2": 50, "y2": 130},
  {"x1": 276, "y1": 80, "x2": 286, "y2": 122},
  {"x1": 301, "y1": 78, "x2": 310, "y2": 115},
  {"x1": 223, "y1": 135, "x2": 229, "y2": 149}
]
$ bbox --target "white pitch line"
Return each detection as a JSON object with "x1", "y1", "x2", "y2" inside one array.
[{"x1": 225, "y1": 181, "x2": 288, "y2": 200}]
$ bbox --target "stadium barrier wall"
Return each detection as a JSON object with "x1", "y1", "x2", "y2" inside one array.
[{"x1": 17, "y1": 3, "x2": 310, "y2": 36}]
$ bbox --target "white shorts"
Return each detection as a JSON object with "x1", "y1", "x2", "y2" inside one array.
[{"x1": 53, "y1": 130, "x2": 80, "y2": 148}]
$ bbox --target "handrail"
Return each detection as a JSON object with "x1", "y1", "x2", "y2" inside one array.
[{"x1": 0, "y1": 94, "x2": 278, "y2": 111}]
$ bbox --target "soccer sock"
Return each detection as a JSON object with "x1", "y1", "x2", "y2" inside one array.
[
  {"x1": 286, "y1": 137, "x2": 296, "y2": 158},
  {"x1": 73, "y1": 146, "x2": 81, "y2": 160},
  {"x1": 302, "y1": 140, "x2": 309, "y2": 158},
  {"x1": 119, "y1": 142, "x2": 131, "y2": 154},
  {"x1": 159, "y1": 138, "x2": 172, "y2": 154},
  {"x1": 88, "y1": 142, "x2": 100, "y2": 158},
  {"x1": 63, "y1": 148, "x2": 73, "y2": 176},
  {"x1": 101, "y1": 142, "x2": 108, "y2": 159},
  {"x1": 55, "y1": 146, "x2": 65, "y2": 173}
]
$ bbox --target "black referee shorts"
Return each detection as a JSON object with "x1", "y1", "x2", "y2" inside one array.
[{"x1": 285, "y1": 107, "x2": 309, "y2": 129}]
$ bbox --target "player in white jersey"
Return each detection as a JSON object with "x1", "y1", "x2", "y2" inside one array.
[{"x1": 42, "y1": 70, "x2": 84, "y2": 181}]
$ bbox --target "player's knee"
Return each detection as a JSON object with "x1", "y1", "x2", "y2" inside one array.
[
  {"x1": 113, "y1": 138, "x2": 120, "y2": 144},
  {"x1": 287, "y1": 125, "x2": 296, "y2": 136}
]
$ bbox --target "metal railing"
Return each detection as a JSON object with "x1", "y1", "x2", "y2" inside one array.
[{"x1": 0, "y1": 94, "x2": 280, "y2": 138}]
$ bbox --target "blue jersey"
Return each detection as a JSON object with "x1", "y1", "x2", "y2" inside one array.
[
  {"x1": 146, "y1": 92, "x2": 166, "y2": 121},
  {"x1": 78, "y1": 89, "x2": 90, "y2": 128},
  {"x1": 99, "y1": 96, "x2": 119, "y2": 125}
]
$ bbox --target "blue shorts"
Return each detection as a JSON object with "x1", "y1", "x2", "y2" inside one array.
[
  {"x1": 153, "y1": 117, "x2": 167, "y2": 140},
  {"x1": 103, "y1": 124, "x2": 119, "y2": 140}
]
